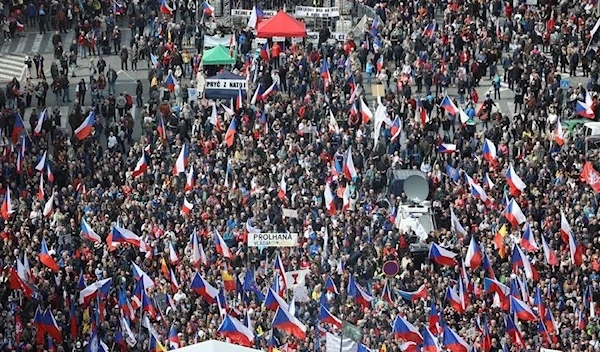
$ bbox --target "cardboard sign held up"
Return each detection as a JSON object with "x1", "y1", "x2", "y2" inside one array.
[{"x1": 371, "y1": 84, "x2": 385, "y2": 97}]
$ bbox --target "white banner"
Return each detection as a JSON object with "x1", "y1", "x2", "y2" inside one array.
[
  {"x1": 205, "y1": 79, "x2": 247, "y2": 90},
  {"x1": 540, "y1": 349, "x2": 562, "y2": 352},
  {"x1": 231, "y1": 9, "x2": 277, "y2": 18},
  {"x1": 326, "y1": 333, "x2": 358, "y2": 352},
  {"x1": 295, "y1": 6, "x2": 340, "y2": 18},
  {"x1": 305, "y1": 32, "x2": 347, "y2": 44},
  {"x1": 247, "y1": 232, "x2": 298, "y2": 247},
  {"x1": 204, "y1": 35, "x2": 233, "y2": 48},
  {"x1": 285, "y1": 269, "x2": 310, "y2": 288}
]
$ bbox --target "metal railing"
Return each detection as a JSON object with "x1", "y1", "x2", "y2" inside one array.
[{"x1": 354, "y1": 1, "x2": 377, "y2": 21}]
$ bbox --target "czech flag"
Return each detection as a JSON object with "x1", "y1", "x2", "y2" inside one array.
[
  {"x1": 428, "y1": 242, "x2": 457, "y2": 266},
  {"x1": 510, "y1": 296, "x2": 538, "y2": 322},
  {"x1": 35, "y1": 150, "x2": 46, "y2": 171},
  {"x1": 482, "y1": 138, "x2": 498, "y2": 167},
  {"x1": 260, "y1": 42, "x2": 270, "y2": 61},
  {"x1": 450, "y1": 207, "x2": 467, "y2": 238},
  {"x1": 131, "y1": 152, "x2": 148, "y2": 178},
  {"x1": 172, "y1": 143, "x2": 189, "y2": 175},
  {"x1": 397, "y1": 284, "x2": 428, "y2": 301},
  {"x1": 236, "y1": 88, "x2": 243, "y2": 111},
  {"x1": 321, "y1": 61, "x2": 332, "y2": 89},
  {"x1": 511, "y1": 244, "x2": 539, "y2": 281},
  {"x1": 41, "y1": 308, "x2": 63, "y2": 344},
  {"x1": 445, "y1": 285, "x2": 465, "y2": 314},
  {"x1": 359, "y1": 97, "x2": 373, "y2": 124},
  {"x1": 324, "y1": 275, "x2": 339, "y2": 295},
  {"x1": 504, "y1": 315, "x2": 524, "y2": 347},
  {"x1": 390, "y1": 116, "x2": 401, "y2": 141},
  {"x1": 164, "y1": 71, "x2": 177, "y2": 91},
  {"x1": 182, "y1": 198, "x2": 194, "y2": 216},
  {"x1": 1, "y1": 187, "x2": 13, "y2": 220},
  {"x1": 79, "y1": 278, "x2": 112, "y2": 305},
  {"x1": 190, "y1": 272, "x2": 219, "y2": 303},
  {"x1": 132, "y1": 261, "x2": 156, "y2": 288},
  {"x1": 201, "y1": 1, "x2": 215, "y2": 15},
  {"x1": 505, "y1": 165, "x2": 527, "y2": 196},
  {"x1": 81, "y1": 217, "x2": 102, "y2": 243},
  {"x1": 423, "y1": 22, "x2": 436, "y2": 38},
  {"x1": 265, "y1": 288, "x2": 289, "y2": 311},
  {"x1": 347, "y1": 275, "x2": 374, "y2": 308},
  {"x1": 464, "y1": 236, "x2": 482, "y2": 268},
  {"x1": 74, "y1": 111, "x2": 95, "y2": 139},
  {"x1": 39, "y1": 238, "x2": 59, "y2": 272},
  {"x1": 247, "y1": 5, "x2": 264, "y2": 28},
  {"x1": 157, "y1": 116, "x2": 166, "y2": 140},
  {"x1": 504, "y1": 198, "x2": 526, "y2": 227},
  {"x1": 483, "y1": 277, "x2": 510, "y2": 297},
  {"x1": 554, "y1": 119, "x2": 565, "y2": 146},
  {"x1": 214, "y1": 230, "x2": 232, "y2": 259},
  {"x1": 566, "y1": 227, "x2": 583, "y2": 267},
  {"x1": 418, "y1": 99, "x2": 429, "y2": 125},
  {"x1": 421, "y1": 327, "x2": 440, "y2": 352},
  {"x1": 560, "y1": 211, "x2": 573, "y2": 244},
  {"x1": 34, "y1": 108, "x2": 47, "y2": 135},
  {"x1": 541, "y1": 235, "x2": 558, "y2": 266},
  {"x1": 520, "y1": 222, "x2": 538, "y2": 252},
  {"x1": 392, "y1": 315, "x2": 423, "y2": 344},
  {"x1": 225, "y1": 118, "x2": 237, "y2": 147},
  {"x1": 261, "y1": 81, "x2": 278, "y2": 100},
  {"x1": 169, "y1": 325, "x2": 181, "y2": 349},
  {"x1": 441, "y1": 325, "x2": 469, "y2": 352},
  {"x1": 16, "y1": 21, "x2": 24, "y2": 31},
  {"x1": 319, "y1": 304, "x2": 342, "y2": 328},
  {"x1": 576, "y1": 92, "x2": 595, "y2": 119},
  {"x1": 12, "y1": 112, "x2": 24, "y2": 143},
  {"x1": 438, "y1": 143, "x2": 456, "y2": 154},
  {"x1": 483, "y1": 173, "x2": 495, "y2": 189},
  {"x1": 218, "y1": 315, "x2": 255, "y2": 347},
  {"x1": 376, "y1": 56, "x2": 384, "y2": 72},
  {"x1": 440, "y1": 95, "x2": 458, "y2": 115},
  {"x1": 159, "y1": 0, "x2": 173, "y2": 15},
  {"x1": 428, "y1": 300, "x2": 441, "y2": 334},
  {"x1": 343, "y1": 146, "x2": 358, "y2": 179},
  {"x1": 111, "y1": 226, "x2": 142, "y2": 248},
  {"x1": 381, "y1": 280, "x2": 394, "y2": 305},
  {"x1": 185, "y1": 165, "x2": 195, "y2": 191},
  {"x1": 191, "y1": 230, "x2": 208, "y2": 267},
  {"x1": 114, "y1": 1, "x2": 126, "y2": 14},
  {"x1": 272, "y1": 306, "x2": 307, "y2": 340}
]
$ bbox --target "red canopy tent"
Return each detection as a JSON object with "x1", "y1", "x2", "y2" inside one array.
[{"x1": 256, "y1": 11, "x2": 307, "y2": 38}]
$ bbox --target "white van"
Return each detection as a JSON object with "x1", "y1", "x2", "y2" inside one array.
[{"x1": 583, "y1": 122, "x2": 600, "y2": 136}]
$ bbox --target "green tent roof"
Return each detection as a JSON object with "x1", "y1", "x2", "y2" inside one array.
[{"x1": 201, "y1": 44, "x2": 236, "y2": 65}]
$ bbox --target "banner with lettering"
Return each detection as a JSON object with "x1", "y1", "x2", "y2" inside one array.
[
  {"x1": 294, "y1": 6, "x2": 340, "y2": 18},
  {"x1": 248, "y1": 232, "x2": 299, "y2": 247}
]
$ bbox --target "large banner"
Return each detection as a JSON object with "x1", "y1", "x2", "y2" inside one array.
[
  {"x1": 248, "y1": 232, "x2": 298, "y2": 247},
  {"x1": 205, "y1": 78, "x2": 247, "y2": 91},
  {"x1": 231, "y1": 9, "x2": 277, "y2": 18},
  {"x1": 204, "y1": 34, "x2": 233, "y2": 48},
  {"x1": 295, "y1": 6, "x2": 340, "y2": 18}
]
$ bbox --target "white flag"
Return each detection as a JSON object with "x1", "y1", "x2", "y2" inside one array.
[{"x1": 285, "y1": 269, "x2": 310, "y2": 289}]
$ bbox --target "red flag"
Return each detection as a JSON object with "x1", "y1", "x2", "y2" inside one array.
[{"x1": 580, "y1": 162, "x2": 600, "y2": 193}]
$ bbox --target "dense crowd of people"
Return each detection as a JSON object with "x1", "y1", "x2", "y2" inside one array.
[{"x1": 3, "y1": 0, "x2": 600, "y2": 351}]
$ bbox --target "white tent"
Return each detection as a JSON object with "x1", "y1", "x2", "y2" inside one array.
[{"x1": 172, "y1": 340, "x2": 262, "y2": 352}]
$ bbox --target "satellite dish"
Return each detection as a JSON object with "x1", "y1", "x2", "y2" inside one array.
[
  {"x1": 403, "y1": 175, "x2": 429, "y2": 203},
  {"x1": 418, "y1": 216, "x2": 434, "y2": 234}
]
